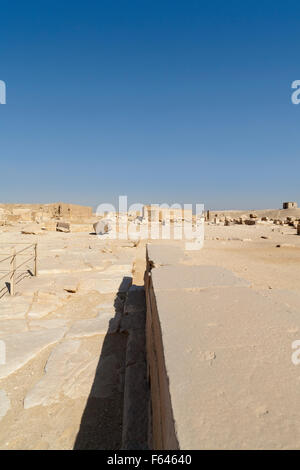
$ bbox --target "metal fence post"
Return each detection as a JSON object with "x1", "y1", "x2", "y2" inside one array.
[
  {"x1": 10, "y1": 248, "x2": 16, "y2": 296},
  {"x1": 34, "y1": 243, "x2": 37, "y2": 276}
]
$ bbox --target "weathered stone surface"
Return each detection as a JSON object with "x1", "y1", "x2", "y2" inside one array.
[
  {"x1": 124, "y1": 286, "x2": 146, "y2": 314},
  {"x1": 66, "y1": 313, "x2": 112, "y2": 339},
  {"x1": 21, "y1": 224, "x2": 43, "y2": 235},
  {"x1": 0, "y1": 328, "x2": 67, "y2": 379},
  {"x1": 0, "y1": 298, "x2": 32, "y2": 320},
  {"x1": 28, "y1": 301, "x2": 61, "y2": 319},
  {"x1": 147, "y1": 244, "x2": 185, "y2": 267},
  {"x1": 151, "y1": 265, "x2": 248, "y2": 291},
  {"x1": 125, "y1": 329, "x2": 146, "y2": 367},
  {"x1": 79, "y1": 276, "x2": 132, "y2": 294},
  {"x1": 0, "y1": 390, "x2": 10, "y2": 421},
  {"x1": 151, "y1": 286, "x2": 300, "y2": 449},
  {"x1": 24, "y1": 339, "x2": 103, "y2": 408},
  {"x1": 46, "y1": 292, "x2": 102, "y2": 320},
  {"x1": 29, "y1": 318, "x2": 70, "y2": 331},
  {"x1": 56, "y1": 222, "x2": 70, "y2": 233},
  {"x1": 122, "y1": 362, "x2": 149, "y2": 450},
  {"x1": 0, "y1": 319, "x2": 27, "y2": 335},
  {"x1": 89, "y1": 354, "x2": 122, "y2": 399}
]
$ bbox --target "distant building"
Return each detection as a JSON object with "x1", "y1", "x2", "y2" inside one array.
[
  {"x1": 283, "y1": 202, "x2": 298, "y2": 209},
  {"x1": 143, "y1": 205, "x2": 193, "y2": 222}
]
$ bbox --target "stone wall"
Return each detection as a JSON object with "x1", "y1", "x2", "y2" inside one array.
[
  {"x1": 0, "y1": 202, "x2": 93, "y2": 223},
  {"x1": 145, "y1": 242, "x2": 300, "y2": 449}
]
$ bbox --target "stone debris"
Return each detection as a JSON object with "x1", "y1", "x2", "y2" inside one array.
[
  {"x1": 21, "y1": 224, "x2": 43, "y2": 235},
  {"x1": 56, "y1": 222, "x2": 70, "y2": 233},
  {"x1": 62, "y1": 279, "x2": 78, "y2": 293},
  {"x1": 93, "y1": 219, "x2": 113, "y2": 235}
]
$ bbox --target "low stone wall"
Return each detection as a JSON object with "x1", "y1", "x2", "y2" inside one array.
[
  {"x1": 0, "y1": 202, "x2": 93, "y2": 223},
  {"x1": 145, "y1": 242, "x2": 300, "y2": 449}
]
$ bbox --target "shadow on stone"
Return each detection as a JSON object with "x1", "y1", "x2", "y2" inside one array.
[{"x1": 74, "y1": 278, "x2": 149, "y2": 450}]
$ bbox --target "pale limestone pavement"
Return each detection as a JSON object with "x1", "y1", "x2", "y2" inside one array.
[
  {"x1": 0, "y1": 230, "x2": 140, "y2": 449},
  {"x1": 145, "y1": 240, "x2": 300, "y2": 450}
]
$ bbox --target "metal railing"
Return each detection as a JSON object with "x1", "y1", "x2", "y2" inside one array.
[{"x1": 0, "y1": 243, "x2": 37, "y2": 296}]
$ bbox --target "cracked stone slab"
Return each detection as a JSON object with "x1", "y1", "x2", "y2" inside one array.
[
  {"x1": 46, "y1": 292, "x2": 102, "y2": 320},
  {"x1": 29, "y1": 318, "x2": 71, "y2": 331},
  {"x1": 147, "y1": 243, "x2": 185, "y2": 267},
  {"x1": 79, "y1": 276, "x2": 132, "y2": 294},
  {"x1": 28, "y1": 302, "x2": 61, "y2": 319},
  {"x1": 0, "y1": 328, "x2": 67, "y2": 379},
  {"x1": 24, "y1": 339, "x2": 104, "y2": 408},
  {"x1": 151, "y1": 265, "x2": 249, "y2": 291},
  {"x1": 0, "y1": 298, "x2": 32, "y2": 320},
  {"x1": 66, "y1": 311, "x2": 114, "y2": 339},
  {"x1": 0, "y1": 319, "x2": 27, "y2": 335}
]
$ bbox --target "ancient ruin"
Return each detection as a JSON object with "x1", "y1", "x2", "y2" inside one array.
[{"x1": 0, "y1": 201, "x2": 300, "y2": 449}]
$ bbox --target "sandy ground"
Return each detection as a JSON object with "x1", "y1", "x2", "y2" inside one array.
[{"x1": 0, "y1": 220, "x2": 299, "y2": 449}]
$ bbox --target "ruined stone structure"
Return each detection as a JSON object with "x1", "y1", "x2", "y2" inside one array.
[
  {"x1": 283, "y1": 201, "x2": 298, "y2": 209},
  {"x1": 143, "y1": 205, "x2": 192, "y2": 222},
  {"x1": 0, "y1": 202, "x2": 92, "y2": 224},
  {"x1": 145, "y1": 242, "x2": 300, "y2": 449}
]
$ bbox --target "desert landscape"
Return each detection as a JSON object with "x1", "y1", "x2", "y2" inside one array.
[{"x1": 0, "y1": 202, "x2": 299, "y2": 449}]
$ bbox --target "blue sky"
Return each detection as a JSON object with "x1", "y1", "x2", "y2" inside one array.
[{"x1": 0, "y1": 0, "x2": 299, "y2": 210}]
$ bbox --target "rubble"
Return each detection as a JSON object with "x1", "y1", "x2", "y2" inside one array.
[{"x1": 56, "y1": 222, "x2": 70, "y2": 233}]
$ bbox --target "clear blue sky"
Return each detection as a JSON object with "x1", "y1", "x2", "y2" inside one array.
[{"x1": 0, "y1": 0, "x2": 299, "y2": 210}]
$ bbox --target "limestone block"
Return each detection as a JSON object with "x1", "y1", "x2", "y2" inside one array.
[
  {"x1": 0, "y1": 328, "x2": 67, "y2": 379},
  {"x1": 151, "y1": 265, "x2": 249, "y2": 291},
  {"x1": 24, "y1": 339, "x2": 104, "y2": 408},
  {"x1": 147, "y1": 244, "x2": 185, "y2": 267},
  {"x1": 21, "y1": 224, "x2": 43, "y2": 235},
  {"x1": 65, "y1": 312, "x2": 113, "y2": 339},
  {"x1": 56, "y1": 222, "x2": 70, "y2": 233}
]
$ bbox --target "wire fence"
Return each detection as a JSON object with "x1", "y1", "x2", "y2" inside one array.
[{"x1": 0, "y1": 243, "x2": 37, "y2": 296}]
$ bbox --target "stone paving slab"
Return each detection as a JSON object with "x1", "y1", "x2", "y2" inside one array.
[
  {"x1": 153, "y1": 286, "x2": 300, "y2": 449},
  {"x1": 0, "y1": 328, "x2": 67, "y2": 379},
  {"x1": 151, "y1": 265, "x2": 249, "y2": 291},
  {"x1": 24, "y1": 339, "x2": 103, "y2": 408},
  {"x1": 147, "y1": 244, "x2": 185, "y2": 267}
]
